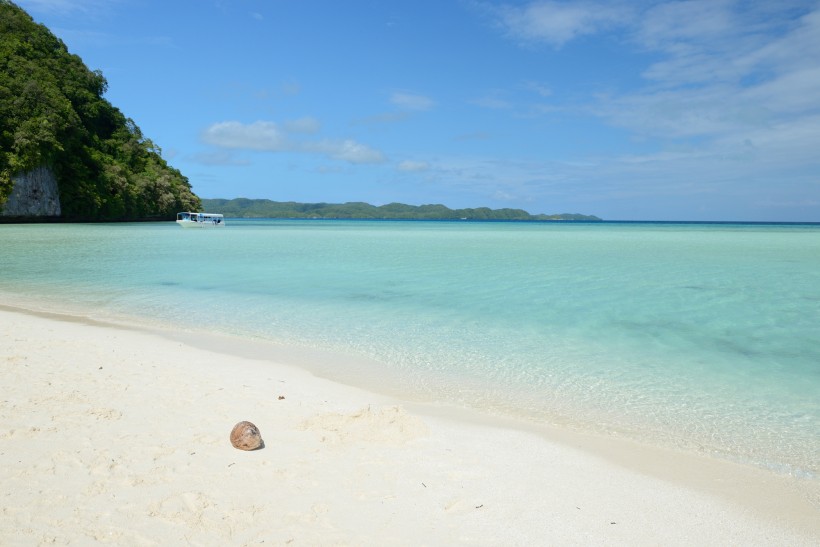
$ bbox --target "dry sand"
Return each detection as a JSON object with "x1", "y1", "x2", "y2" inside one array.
[{"x1": 1, "y1": 307, "x2": 818, "y2": 545}]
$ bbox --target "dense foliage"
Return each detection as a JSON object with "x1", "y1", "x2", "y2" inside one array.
[
  {"x1": 0, "y1": 1, "x2": 200, "y2": 220},
  {"x1": 201, "y1": 198, "x2": 601, "y2": 221}
]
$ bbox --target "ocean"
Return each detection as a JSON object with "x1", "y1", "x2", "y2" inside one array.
[{"x1": 2, "y1": 219, "x2": 818, "y2": 478}]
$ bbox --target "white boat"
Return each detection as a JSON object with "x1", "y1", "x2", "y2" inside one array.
[{"x1": 176, "y1": 212, "x2": 225, "y2": 228}]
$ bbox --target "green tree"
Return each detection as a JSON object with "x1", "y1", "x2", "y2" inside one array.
[{"x1": 0, "y1": 1, "x2": 200, "y2": 219}]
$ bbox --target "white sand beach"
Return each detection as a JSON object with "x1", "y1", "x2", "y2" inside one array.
[{"x1": 1, "y1": 306, "x2": 818, "y2": 545}]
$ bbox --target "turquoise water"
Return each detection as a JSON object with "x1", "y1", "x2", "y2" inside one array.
[{"x1": 2, "y1": 219, "x2": 819, "y2": 477}]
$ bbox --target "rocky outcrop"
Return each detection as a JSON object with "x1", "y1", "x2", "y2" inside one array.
[{"x1": 1, "y1": 166, "x2": 61, "y2": 217}]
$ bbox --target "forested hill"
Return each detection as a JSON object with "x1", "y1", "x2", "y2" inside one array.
[
  {"x1": 0, "y1": 1, "x2": 200, "y2": 221},
  {"x1": 201, "y1": 198, "x2": 602, "y2": 221}
]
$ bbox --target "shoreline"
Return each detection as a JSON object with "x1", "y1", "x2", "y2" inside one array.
[
  {"x1": 7, "y1": 294, "x2": 815, "y2": 482},
  {"x1": 1, "y1": 305, "x2": 818, "y2": 544}
]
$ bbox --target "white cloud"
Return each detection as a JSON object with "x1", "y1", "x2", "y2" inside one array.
[
  {"x1": 635, "y1": 2, "x2": 817, "y2": 90},
  {"x1": 638, "y1": 0, "x2": 736, "y2": 50},
  {"x1": 493, "y1": 1, "x2": 629, "y2": 48},
  {"x1": 202, "y1": 121, "x2": 287, "y2": 151},
  {"x1": 200, "y1": 120, "x2": 385, "y2": 164},
  {"x1": 311, "y1": 140, "x2": 386, "y2": 164},
  {"x1": 485, "y1": 1, "x2": 820, "y2": 145},
  {"x1": 598, "y1": 4, "x2": 820, "y2": 143},
  {"x1": 390, "y1": 92, "x2": 435, "y2": 111},
  {"x1": 743, "y1": 66, "x2": 820, "y2": 115}
]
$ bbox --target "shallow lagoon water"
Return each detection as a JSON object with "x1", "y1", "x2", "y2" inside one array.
[{"x1": 2, "y1": 219, "x2": 818, "y2": 477}]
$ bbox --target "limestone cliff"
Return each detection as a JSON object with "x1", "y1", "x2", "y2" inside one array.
[{"x1": 1, "y1": 167, "x2": 61, "y2": 218}]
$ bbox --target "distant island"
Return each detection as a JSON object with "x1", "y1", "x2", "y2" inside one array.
[{"x1": 201, "y1": 198, "x2": 601, "y2": 221}]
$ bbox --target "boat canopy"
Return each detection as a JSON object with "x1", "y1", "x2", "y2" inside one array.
[{"x1": 176, "y1": 212, "x2": 225, "y2": 227}]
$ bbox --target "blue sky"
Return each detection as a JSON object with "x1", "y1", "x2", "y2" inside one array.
[{"x1": 16, "y1": 0, "x2": 820, "y2": 221}]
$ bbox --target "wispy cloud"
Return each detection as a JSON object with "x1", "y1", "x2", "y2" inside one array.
[
  {"x1": 485, "y1": 2, "x2": 819, "y2": 120},
  {"x1": 488, "y1": 0, "x2": 631, "y2": 48},
  {"x1": 397, "y1": 160, "x2": 431, "y2": 172},
  {"x1": 200, "y1": 120, "x2": 386, "y2": 164},
  {"x1": 202, "y1": 121, "x2": 286, "y2": 151},
  {"x1": 600, "y1": 4, "x2": 820, "y2": 141},
  {"x1": 310, "y1": 139, "x2": 386, "y2": 164},
  {"x1": 390, "y1": 92, "x2": 436, "y2": 111},
  {"x1": 353, "y1": 92, "x2": 434, "y2": 127},
  {"x1": 523, "y1": 81, "x2": 553, "y2": 97},
  {"x1": 482, "y1": 1, "x2": 820, "y2": 206},
  {"x1": 470, "y1": 93, "x2": 513, "y2": 110},
  {"x1": 635, "y1": 1, "x2": 817, "y2": 90}
]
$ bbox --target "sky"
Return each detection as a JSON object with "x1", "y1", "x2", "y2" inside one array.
[{"x1": 15, "y1": 0, "x2": 820, "y2": 221}]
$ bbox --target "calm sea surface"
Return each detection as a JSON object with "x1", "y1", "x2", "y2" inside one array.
[{"x1": 2, "y1": 219, "x2": 819, "y2": 477}]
